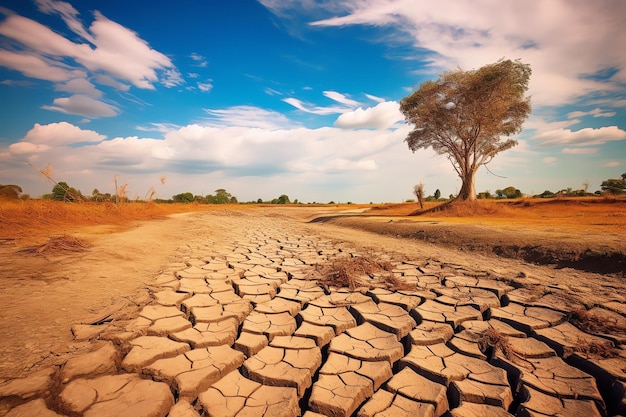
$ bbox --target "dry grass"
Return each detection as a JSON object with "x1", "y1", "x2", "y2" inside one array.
[
  {"x1": 317, "y1": 253, "x2": 412, "y2": 291},
  {"x1": 0, "y1": 199, "x2": 225, "y2": 246},
  {"x1": 569, "y1": 308, "x2": 626, "y2": 334},
  {"x1": 364, "y1": 197, "x2": 626, "y2": 235},
  {"x1": 478, "y1": 327, "x2": 515, "y2": 361},
  {"x1": 573, "y1": 338, "x2": 620, "y2": 358},
  {"x1": 19, "y1": 234, "x2": 90, "y2": 255}
]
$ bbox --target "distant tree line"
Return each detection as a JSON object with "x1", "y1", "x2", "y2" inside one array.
[
  {"x1": 410, "y1": 173, "x2": 626, "y2": 204},
  {"x1": 5, "y1": 173, "x2": 626, "y2": 204}
]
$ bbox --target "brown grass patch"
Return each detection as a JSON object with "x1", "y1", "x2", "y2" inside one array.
[
  {"x1": 317, "y1": 253, "x2": 413, "y2": 291},
  {"x1": 362, "y1": 197, "x2": 626, "y2": 236},
  {"x1": 19, "y1": 234, "x2": 90, "y2": 255},
  {"x1": 0, "y1": 199, "x2": 236, "y2": 246}
]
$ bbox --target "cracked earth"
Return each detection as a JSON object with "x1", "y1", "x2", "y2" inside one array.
[{"x1": 0, "y1": 207, "x2": 624, "y2": 416}]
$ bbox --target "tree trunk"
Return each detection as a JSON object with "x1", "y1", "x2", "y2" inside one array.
[{"x1": 458, "y1": 169, "x2": 477, "y2": 201}]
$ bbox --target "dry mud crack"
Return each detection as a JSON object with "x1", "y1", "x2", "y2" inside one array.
[{"x1": 1, "y1": 209, "x2": 625, "y2": 417}]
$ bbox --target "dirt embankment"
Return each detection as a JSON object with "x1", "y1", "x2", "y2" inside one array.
[{"x1": 309, "y1": 215, "x2": 626, "y2": 276}]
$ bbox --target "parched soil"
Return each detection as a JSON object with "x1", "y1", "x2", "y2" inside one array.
[
  {"x1": 0, "y1": 202, "x2": 625, "y2": 416},
  {"x1": 308, "y1": 199, "x2": 626, "y2": 275}
]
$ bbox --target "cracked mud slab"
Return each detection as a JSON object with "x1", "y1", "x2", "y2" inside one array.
[{"x1": 198, "y1": 370, "x2": 299, "y2": 417}]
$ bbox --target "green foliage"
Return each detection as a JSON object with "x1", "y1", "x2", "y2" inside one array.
[
  {"x1": 400, "y1": 59, "x2": 532, "y2": 201},
  {"x1": 434, "y1": 189, "x2": 441, "y2": 200},
  {"x1": 49, "y1": 181, "x2": 83, "y2": 202},
  {"x1": 536, "y1": 190, "x2": 556, "y2": 198},
  {"x1": 172, "y1": 192, "x2": 194, "y2": 203},
  {"x1": 205, "y1": 188, "x2": 238, "y2": 204},
  {"x1": 269, "y1": 194, "x2": 291, "y2": 204},
  {"x1": 601, "y1": 178, "x2": 626, "y2": 195},
  {"x1": 494, "y1": 186, "x2": 522, "y2": 199}
]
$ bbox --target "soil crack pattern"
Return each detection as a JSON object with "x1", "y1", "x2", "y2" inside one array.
[{"x1": 0, "y1": 212, "x2": 624, "y2": 417}]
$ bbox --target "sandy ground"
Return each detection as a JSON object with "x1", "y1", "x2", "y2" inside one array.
[{"x1": 0, "y1": 207, "x2": 624, "y2": 378}]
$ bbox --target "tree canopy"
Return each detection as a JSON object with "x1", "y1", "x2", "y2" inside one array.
[{"x1": 400, "y1": 59, "x2": 532, "y2": 201}]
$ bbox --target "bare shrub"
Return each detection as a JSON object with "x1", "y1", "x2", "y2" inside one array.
[{"x1": 414, "y1": 183, "x2": 425, "y2": 209}]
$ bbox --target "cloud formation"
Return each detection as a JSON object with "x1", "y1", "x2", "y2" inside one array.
[
  {"x1": 0, "y1": 0, "x2": 181, "y2": 118},
  {"x1": 533, "y1": 125, "x2": 626, "y2": 147},
  {"x1": 265, "y1": 0, "x2": 626, "y2": 107},
  {"x1": 334, "y1": 101, "x2": 403, "y2": 129}
]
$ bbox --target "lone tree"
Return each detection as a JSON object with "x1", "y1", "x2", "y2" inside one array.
[{"x1": 400, "y1": 59, "x2": 531, "y2": 201}]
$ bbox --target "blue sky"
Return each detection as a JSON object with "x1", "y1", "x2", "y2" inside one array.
[{"x1": 1, "y1": 0, "x2": 625, "y2": 202}]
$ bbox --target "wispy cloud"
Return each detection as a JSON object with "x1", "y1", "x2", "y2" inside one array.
[
  {"x1": 266, "y1": 0, "x2": 626, "y2": 108},
  {"x1": 203, "y1": 106, "x2": 299, "y2": 130},
  {"x1": 567, "y1": 108, "x2": 616, "y2": 119},
  {"x1": 0, "y1": 2, "x2": 180, "y2": 91},
  {"x1": 283, "y1": 97, "x2": 349, "y2": 115},
  {"x1": 562, "y1": 147, "x2": 598, "y2": 155},
  {"x1": 533, "y1": 125, "x2": 626, "y2": 147},
  {"x1": 323, "y1": 91, "x2": 360, "y2": 106},
  {"x1": 197, "y1": 80, "x2": 213, "y2": 93},
  {"x1": 190, "y1": 52, "x2": 208, "y2": 67},
  {"x1": 42, "y1": 94, "x2": 119, "y2": 117}
]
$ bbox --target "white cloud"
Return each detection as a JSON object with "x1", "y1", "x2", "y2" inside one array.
[
  {"x1": 0, "y1": 7, "x2": 178, "y2": 90},
  {"x1": 323, "y1": 91, "x2": 360, "y2": 107},
  {"x1": 562, "y1": 148, "x2": 597, "y2": 155},
  {"x1": 533, "y1": 125, "x2": 626, "y2": 147},
  {"x1": 42, "y1": 94, "x2": 119, "y2": 117},
  {"x1": 190, "y1": 52, "x2": 208, "y2": 67},
  {"x1": 268, "y1": 0, "x2": 626, "y2": 107},
  {"x1": 93, "y1": 74, "x2": 130, "y2": 91},
  {"x1": 197, "y1": 81, "x2": 214, "y2": 92},
  {"x1": 543, "y1": 157, "x2": 557, "y2": 164},
  {"x1": 0, "y1": 50, "x2": 85, "y2": 82},
  {"x1": 8, "y1": 121, "x2": 104, "y2": 156},
  {"x1": 365, "y1": 93, "x2": 385, "y2": 103},
  {"x1": 203, "y1": 106, "x2": 300, "y2": 130},
  {"x1": 55, "y1": 78, "x2": 102, "y2": 97},
  {"x1": 283, "y1": 97, "x2": 349, "y2": 115},
  {"x1": 567, "y1": 108, "x2": 617, "y2": 119},
  {"x1": 9, "y1": 142, "x2": 51, "y2": 154},
  {"x1": 604, "y1": 161, "x2": 620, "y2": 167},
  {"x1": 161, "y1": 69, "x2": 185, "y2": 88},
  {"x1": 334, "y1": 101, "x2": 403, "y2": 129}
]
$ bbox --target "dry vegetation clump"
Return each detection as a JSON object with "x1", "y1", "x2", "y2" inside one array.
[
  {"x1": 317, "y1": 253, "x2": 412, "y2": 291},
  {"x1": 478, "y1": 327, "x2": 515, "y2": 361},
  {"x1": 19, "y1": 234, "x2": 90, "y2": 255},
  {"x1": 569, "y1": 308, "x2": 626, "y2": 335},
  {"x1": 572, "y1": 338, "x2": 620, "y2": 358}
]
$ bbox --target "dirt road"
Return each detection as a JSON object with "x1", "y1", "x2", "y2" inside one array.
[{"x1": 0, "y1": 208, "x2": 624, "y2": 416}]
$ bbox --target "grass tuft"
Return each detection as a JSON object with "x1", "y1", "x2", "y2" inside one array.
[
  {"x1": 19, "y1": 234, "x2": 90, "y2": 255},
  {"x1": 478, "y1": 327, "x2": 515, "y2": 361},
  {"x1": 317, "y1": 253, "x2": 412, "y2": 291},
  {"x1": 569, "y1": 308, "x2": 626, "y2": 334},
  {"x1": 573, "y1": 338, "x2": 620, "y2": 358}
]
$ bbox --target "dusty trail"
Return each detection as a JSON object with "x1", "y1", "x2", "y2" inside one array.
[{"x1": 0, "y1": 208, "x2": 624, "y2": 416}]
